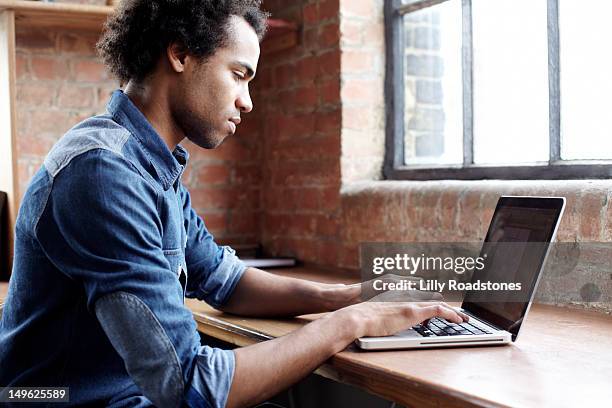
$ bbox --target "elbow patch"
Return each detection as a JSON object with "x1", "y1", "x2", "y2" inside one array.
[{"x1": 95, "y1": 292, "x2": 184, "y2": 408}]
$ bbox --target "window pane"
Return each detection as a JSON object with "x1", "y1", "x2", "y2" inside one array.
[
  {"x1": 472, "y1": 0, "x2": 549, "y2": 165},
  {"x1": 403, "y1": 0, "x2": 463, "y2": 166},
  {"x1": 559, "y1": 0, "x2": 612, "y2": 160}
]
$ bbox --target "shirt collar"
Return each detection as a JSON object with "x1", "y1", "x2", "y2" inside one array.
[{"x1": 107, "y1": 90, "x2": 189, "y2": 190}]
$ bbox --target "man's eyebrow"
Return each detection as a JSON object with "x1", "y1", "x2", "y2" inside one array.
[{"x1": 235, "y1": 61, "x2": 256, "y2": 79}]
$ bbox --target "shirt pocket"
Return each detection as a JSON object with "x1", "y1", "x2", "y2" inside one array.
[{"x1": 162, "y1": 248, "x2": 188, "y2": 302}]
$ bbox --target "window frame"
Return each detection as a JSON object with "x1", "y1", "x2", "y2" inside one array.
[{"x1": 384, "y1": 0, "x2": 612, "y2": 180}]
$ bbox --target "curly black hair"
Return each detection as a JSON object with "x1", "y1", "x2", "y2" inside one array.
[{"x1": 97, "y1": 0, "x2": 269, "y2": 83}]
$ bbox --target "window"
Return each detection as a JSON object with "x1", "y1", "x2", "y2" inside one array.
[{"x1": 384, "y1": 0, "x2": 612, "y2": 180}]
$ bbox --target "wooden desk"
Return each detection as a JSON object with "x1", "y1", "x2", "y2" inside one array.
[
  {"x1": 2, "y1": 270, "x2": 612, "y2": 407},
  {"x1": 188, "y1": 267, "x2": 612, "y2": 408}
]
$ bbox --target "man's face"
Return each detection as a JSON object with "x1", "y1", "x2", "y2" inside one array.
[{"x1": 170, "y1": 16, "x2": 260, "y2": 149}]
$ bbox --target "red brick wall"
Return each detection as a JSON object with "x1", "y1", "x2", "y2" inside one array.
[
  {"x1": 15, "y1": 26, "x2": 116, "y2": 200},
  {"x1": 256, "y1": 0, "x2": 612, "y2": 273},
  {"x1": 257, "y1": 0, "x2": 343, "y2": 264}
]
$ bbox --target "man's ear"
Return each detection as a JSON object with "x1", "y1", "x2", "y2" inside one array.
[{"x1": 166, "y1": 42, "x2": 188, "y2": 73}]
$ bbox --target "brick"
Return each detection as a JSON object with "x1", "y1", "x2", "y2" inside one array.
[
  {"x1": 303, "y1": 28, "x2": 319, "y2": 51},
  {"x1": 274, "y1": 63, "x2": 295, "y2": 89},
  {"x1": 319, "y1": 79, "x2": 340, "y2": 105},
  {"x1": 287, "y1": 214, "x2": 317, "y2": 237},
  {"x1": 457, "y1": 191, "x2": 483, "y2": 239},
  {"x1": 291, "y1": 238, "x2": 318, "y2": 262},
  {"x1": 341, "y1": 79, "x2": 379, "y2": 102},
  {"x1": 439, "y1": 190, "x2": 459, "y2": 231},
  {"x1": 556, "y1": 192, "x2": 579, "y2": 242},
  {"x1": 270, "y1": 159, "x2": 340, "y2": 187},
  {"x1": 229, "y1": 212, "x2": 259, "y2": 234},
  {"x1": 319, "y1": 0, "x2": 339, "y2": 21},
  {"x1": 364, "y1": 21, "x2": 384, "y2": 46},
  {"x1": 317, "y1": 241, "x2": 341, "y2": 266},
  {"x1": 341, "y1": 0, "x2": 374, "y2": 18},
  {"x1": 15, "y1": 29, "x2": 56, "y2": 52},
  {"x1": 294, "y1": 188, "x2": 320, "y2": 211},
  {"x1": 17, "y1": 160, "x2": 31, "y2": 198},
  {"x1": 319, "y1": 23, "x2": 340, "y2": 48},
  {"x1": 579, "y1": 192, "x2": 605, "y2": 241},
  {"x1": 342, "y1": 50, "x2": 374, "y2": 72},
  {"x1": 320, "y1": 185, "x2": 340, "y2": 212},
  {"x1": 232, "y1": 164, "x2": 261, "y2": 185},
  {"x1": 190, "y1": 187, "x2": 256, "y2": 210},
  {"x1": 342, "y1": 106, "x2": 371, "y2": 130},
  {"x1": 58, "y1": 32, "x2": 98, "y2": 56},
  {"x1": 197, "y1": 164, "x2": 230, "y2": 185},
  {"x1": 30, "y1": 56, "x2": 69, "y2": 80},
  {"x1": 292, "y1": 86, "x2": 319, "y2": 109},
  {"x1": 25, "y1": 110, "x2": 72, "y2": 136},
  {"x1": 97, "y1": 85, "x2": 118, "y2": 104},
  {"x1": 73, "y1": 60, "x2": 108, "y2": 82},
  {"x1": 316, "y1": 215, "x2": 339, "y2": 236},
  {"x1": 202, "y1": 212, "x2": 227, "y2": 232},
  {"x1": 15, "y1": 54, "x2": 29, "y2": 79},
  {"x1": 263, "y1": 213, "x2": 291, "y2": 236},
  {"x1": 295, "y1": 56, "x2": 318, "y2": 83},
  {"x1": 16, "y1": 133, "x2": 56, "y2": 157},
  {"x1": 189, "y1": 136, "x2": 252, "y2": 162},
  {"x1": 16, "y1": 83, "x2": 56, "y2": 107},
  {"x1": 315, "y1": 110, "x2": 341, "y2": 133},
  {"x1": 302, "y1": 3, "x2": 318, "y2": 25},
  {"x1": 255, "y1": 66, "x2": 273, "y2": 89},
  {"x1": 605, "y1": 194, "x2": 612, "y2": 241},
  {"x1": 272, "y1": 114, "x2": 315, "y2": 139},
  {"x1": 317, "y1": 50, "x2": 341, "y2": 76},
  {"x1": 341, "y1": 21, "x2": 363, "y2": 46},
  {"x1": 57, "y1": 84, "x2": 94, "y2": 109},
  {"x1": 271, "y1": 135, "x2": 340, "y2": 161},
  {"x1": 337, "y1": 244, "x2": 359, "y2": 269}
]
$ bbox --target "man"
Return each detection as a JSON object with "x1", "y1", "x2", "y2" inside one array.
[{"x1": 0, "y1": 1, "x2": 466, "y2": 407}]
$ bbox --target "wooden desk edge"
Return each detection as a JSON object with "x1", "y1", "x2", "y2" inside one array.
[{"x1": 191, "y1": 310, "x2": 507, "y2": 408}]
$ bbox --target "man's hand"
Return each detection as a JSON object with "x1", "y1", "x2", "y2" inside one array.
[
  {"x1": 227, "y1": 299, "x2": 467, "y2": 407},
  {"x1": 332, "y1": 300, "x2": 468, "y2": 338}
]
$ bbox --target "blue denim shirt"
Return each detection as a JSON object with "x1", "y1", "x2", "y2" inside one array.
[{"x1": 0, "y1": 90, "x2": 246, "y2": 407}]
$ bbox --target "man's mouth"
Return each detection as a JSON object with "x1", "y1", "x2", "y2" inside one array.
[{"x1": 228, "y1": 117, "x2": 241, "y2": 134}]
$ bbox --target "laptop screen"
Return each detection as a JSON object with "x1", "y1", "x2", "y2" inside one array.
[{"x1": 462, "y1": 197, "x2": 565, "y2": 341}]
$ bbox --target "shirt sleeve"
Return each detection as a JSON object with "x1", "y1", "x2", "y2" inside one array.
[
  {"x1": 178, "y1": 183, "x2": 246, "y2": 308},
  {"x1": 35, "y1": 149, "x2": 235, "y2": 408}
]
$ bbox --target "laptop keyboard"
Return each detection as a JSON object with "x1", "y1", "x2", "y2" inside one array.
[{"x1": 413, "y1": 317, "x2": 493, "y2": 337}]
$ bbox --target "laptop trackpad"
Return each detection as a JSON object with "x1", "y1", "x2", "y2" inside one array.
[{"x1": 391, "y1": 329, "x2": 422, "y2": 338}]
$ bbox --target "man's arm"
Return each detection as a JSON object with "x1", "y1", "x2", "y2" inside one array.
[
  {"x1": 217, "y1": 267, "x2": 361, "y2": 316},
  {"x1": 218, "y1": 268, "x2": 443, "y2": 317},
  {"x1": 226, "y1": 301, "x2": 468, "y2": 408}
]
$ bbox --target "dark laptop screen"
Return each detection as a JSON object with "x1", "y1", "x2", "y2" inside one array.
[{"x1": 462, "y1": 197, "x2": 565, "y2": 341}]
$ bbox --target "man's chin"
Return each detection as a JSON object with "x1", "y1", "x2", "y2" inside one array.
[{"x1": 189, "y1": 133, "x2": 227, "y2": 150}]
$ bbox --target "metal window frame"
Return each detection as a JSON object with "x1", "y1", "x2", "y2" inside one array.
[{"x1": 384, "y1": 0, "x2": 612, "y2": 180}]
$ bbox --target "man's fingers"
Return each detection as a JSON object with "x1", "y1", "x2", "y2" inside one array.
[{"x1": 418, "y1": 304, "x2": 464, "y2": 324}]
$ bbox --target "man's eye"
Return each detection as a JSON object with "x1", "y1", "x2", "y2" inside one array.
[{"x1": 233, "y1": 72, "x2": 245, "y2": 80}]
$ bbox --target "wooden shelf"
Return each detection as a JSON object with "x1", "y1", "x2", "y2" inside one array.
[
  {"x1": 0, "y1": 0, "x2": 298, "y2": 53},
  {"x1": 0, "y1": 0, "x2": 112, "y2": 30}
]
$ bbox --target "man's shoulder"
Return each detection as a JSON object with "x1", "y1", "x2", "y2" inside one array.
[{"x1": 44, "y1": 114, "x2": 132, "y2": 179}]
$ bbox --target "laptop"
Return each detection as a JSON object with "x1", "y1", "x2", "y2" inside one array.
[{"x1": 356, "y1": 196, "x2": 566, "y2": 350}]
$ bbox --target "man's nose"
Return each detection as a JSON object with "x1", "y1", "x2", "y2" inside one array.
[{"x1": 236, "y1": 89, "x2": 253, "y2": 113}]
